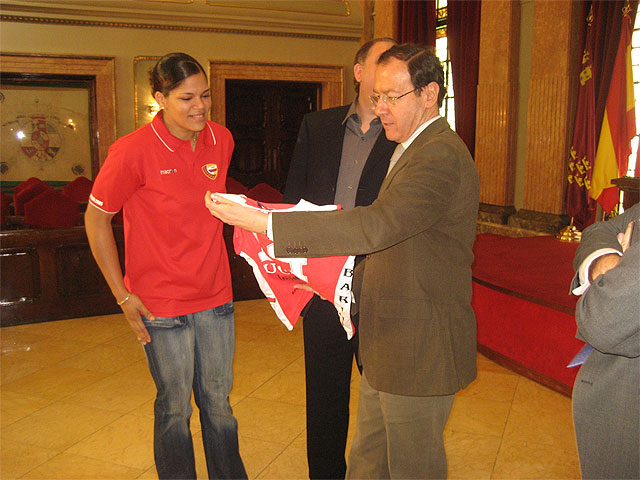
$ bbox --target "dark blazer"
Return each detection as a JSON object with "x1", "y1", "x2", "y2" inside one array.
[
  {"x1": 571, "y1": 203, "x2": 639, "y2": 479},
  {"x1": 283, "y1": 105, "x2": 396, "y2": 207},
  {"x1": 272, "y1": 117, "x2": 480, "y2": 396}
]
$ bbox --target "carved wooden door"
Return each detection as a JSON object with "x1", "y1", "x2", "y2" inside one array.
[{"x1": 225, "y1": 80, "x2": 320, "y2": 190}]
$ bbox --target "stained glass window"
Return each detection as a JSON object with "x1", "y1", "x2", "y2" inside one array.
[
  {"x1": 435, "y1": 0, "x2": 455, "y2": 129},
  {"x1": 628, "y1": 7, "x2": 640, "y2": 176}
]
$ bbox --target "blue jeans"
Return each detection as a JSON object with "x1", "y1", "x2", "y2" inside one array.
[{"x1": 143, "y1": 302, "x2": 247, "y2": 479}]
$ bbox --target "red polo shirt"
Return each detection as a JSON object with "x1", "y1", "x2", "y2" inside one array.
[{"x1": 89, "y1": 112, "x2": 233, "y2": 316}]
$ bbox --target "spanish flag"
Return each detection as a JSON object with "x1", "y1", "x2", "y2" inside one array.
[{"x1": 591, "y1": 2, "x2": 636, "y2": 213}]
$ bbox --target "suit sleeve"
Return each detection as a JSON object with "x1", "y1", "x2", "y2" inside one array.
[
  {"x1": 273, "y1": 133, "x2": 473, "y2": 257},
  {"x1": 575, "y1": 240, "x2": 640, "y2": 357},
  {"x1": 572, "y1": 203, "x2": 640, "y2": 357},
  {"x1": 573, "y1": 203, "x2": 639, "y2": 270},
  {"x1": 283, "y1": 114, "x2": 311, "y2": 204}
]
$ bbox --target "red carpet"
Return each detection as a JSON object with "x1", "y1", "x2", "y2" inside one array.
[{"x1": 471, "y1": 234, "x2": 585, "y2": 395}]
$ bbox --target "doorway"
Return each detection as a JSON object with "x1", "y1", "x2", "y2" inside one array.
[
  {"x1": 225, "y1": 79, "x2": 320, "y2": 190},
  {"x1": 209, "y1": 61, "x2": 345, "y2": 192}
]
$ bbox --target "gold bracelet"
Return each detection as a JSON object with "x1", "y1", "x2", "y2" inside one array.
[{"x1": 117, "y1": 293, "x2": 131, "y2": 306}]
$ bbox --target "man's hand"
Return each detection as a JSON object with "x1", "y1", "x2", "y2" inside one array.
[
  {"x1": 589, "y1": 220, "x2": 634, "y2": 281},
  {"x1": 293, "y1": 283, "x2": 327, "y2": 301},
  {"x1": 589, "y1": 253, "x2": 621, "y2": 281},
  {"x1": 204, "y1": 191, "x2": 269, "y2": 234},
  {"x1": 617, "y1": 219, "x2": 634, "y2": 252}
]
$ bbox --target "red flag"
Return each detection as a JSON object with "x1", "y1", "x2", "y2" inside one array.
[
  {"x1": 566, "y1": 6, "x2": 597, "y2": 230},
  {"x1": 591, "y1": 2, "x2": 637, "y2": 213}
]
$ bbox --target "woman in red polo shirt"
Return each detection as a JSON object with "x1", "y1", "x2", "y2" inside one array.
[{"x1": 85, "y1": 52, "x2": 246, "y2": 479}]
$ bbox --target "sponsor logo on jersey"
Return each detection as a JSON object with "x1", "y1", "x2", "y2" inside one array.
[
  {"x1": 160, "y1": 168, "x2": 178, "y2": 175},
  {"x1": 201, "y1": 163, "x2": 219, "y2": 180}
]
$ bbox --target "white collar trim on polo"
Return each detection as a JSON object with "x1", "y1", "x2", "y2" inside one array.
[{"x1": 151, "y1": 121, "x2": 217, "y2": 153}]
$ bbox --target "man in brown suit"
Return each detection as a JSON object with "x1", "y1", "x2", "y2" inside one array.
[{"x1": 206, "y1": 44, "x2": 479, "y2": 478}]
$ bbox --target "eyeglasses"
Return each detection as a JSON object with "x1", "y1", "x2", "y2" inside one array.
[{"x1": 369, "y1": 88, "x2": 418, "y2": 107}]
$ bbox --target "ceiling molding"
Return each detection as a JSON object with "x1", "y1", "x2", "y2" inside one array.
[{"x1": 0, "y1": 1, "x2": 363, "y2": 41}]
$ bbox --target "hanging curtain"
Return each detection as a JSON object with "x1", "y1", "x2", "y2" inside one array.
[
  {"x1": 590, "y1": 0, "x2": 638, "y2": 212},
  {"x1": 396, "y1": 0, "x2": 436, "y2": 46},
  {"x1": 447, "y1": 0, "x2": 482, "y2": 158},
  {"x1": 592, "y1": 0, "x2": 635, "y2": 137}
]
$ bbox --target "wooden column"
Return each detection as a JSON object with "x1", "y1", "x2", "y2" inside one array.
[
  {"x1": 372, "y1": 0, "x2": 397, "y2": 39},
  {"x1": 521, "y1": 0, "x2": 581, "y2": 216},
  {"x1": 475, "y1": 1, "x2": 520, "y2": 210},
  {"x1": 362, "y1": 0, "x2": 374, "y2": 43}
]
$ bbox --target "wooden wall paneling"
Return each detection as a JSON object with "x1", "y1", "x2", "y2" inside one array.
[
  {"x1": 55, "y1": 243, "x2": 122, "y2": 298},
  {"x1": 0, "y1": 227, "x2": 124, "y2": 326},
  {"x1": 0, "y1": 247, "x2": 40, "y2": 303},
  {"x1": 208, "y1": 62, "x2": 344, "y2": 125},
  {"x1": 0, "y1": 54, "x2": 117, "y2": 169}
]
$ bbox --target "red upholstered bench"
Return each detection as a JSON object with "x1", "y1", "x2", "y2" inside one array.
[{"x1": 471, "y1": 234, "x2": 584, "y2": 396}]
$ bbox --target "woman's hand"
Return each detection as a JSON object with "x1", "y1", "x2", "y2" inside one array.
[
  {"x1": 119, "y1": 293, "x2": 154, "y2": 345},
  {"x1": 204, "y1": 191, "x2": 269, "y2": 234}
]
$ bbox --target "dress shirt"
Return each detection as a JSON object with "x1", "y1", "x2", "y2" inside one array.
[
  {"x1": 334, "y1": 101, "x2": 384, "y2": 210},
  {"x1": 268, "y1": 114, "x2": 442, "y2": 239},
  {"x1": 386, "y1": 115, "x2": 441, "y2": 176}
]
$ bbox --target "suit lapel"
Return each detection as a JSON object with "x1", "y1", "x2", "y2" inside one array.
[{"x1": 380, "y1": 117, "x2": 449, "y2": 192}]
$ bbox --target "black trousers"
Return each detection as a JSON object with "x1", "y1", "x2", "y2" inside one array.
[{"x1": 302, "y1": 296, "x2": 361, "y2": 480}]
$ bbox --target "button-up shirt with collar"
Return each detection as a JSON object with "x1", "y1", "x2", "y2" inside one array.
[
  {"x1": 334, "y1": 99, "x2": 384, "y2": 210},
  {"x1": 386, "y1": 115, "x2": 441, "y2": 176}
]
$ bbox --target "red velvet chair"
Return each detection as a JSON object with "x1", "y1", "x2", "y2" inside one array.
[
  {"x1": 14, "y1": 181, "x2": 54, "y2": 215},
  {"x1": 246, "y1": 182, "x2": 283, "y2": 203},
  {"x1": 14, "y1": 177, "x2": 47, "y2": 214},
  {"x1": 225, "y1": 176, "x2": 249, "y2": 195},
  {"x1": 24, "y1": 189, "x2": 80, "y2": 229},
  {"x1": 13, "y1": 177, "x2": 43, "y2": 196},
  {"x1": 62, "y1": 176, "x2": 93, "y2": 203}
]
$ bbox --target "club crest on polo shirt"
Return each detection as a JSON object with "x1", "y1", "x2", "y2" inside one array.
[{"x1": 202, "y1": 163, "x2": 219, "y2": 180}]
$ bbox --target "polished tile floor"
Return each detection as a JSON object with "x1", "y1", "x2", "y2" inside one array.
[{"x1": 1, "y1": 299, "x2": 581, "y2": 479}]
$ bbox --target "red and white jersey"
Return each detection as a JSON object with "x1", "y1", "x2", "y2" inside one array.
[{"x1": 220, "y1": 194, "x2": 355, "y2": 339}]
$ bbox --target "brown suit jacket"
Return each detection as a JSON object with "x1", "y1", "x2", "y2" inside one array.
[{"x1": 273, "y1": 117, "x2": 479, "y2": 396}]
